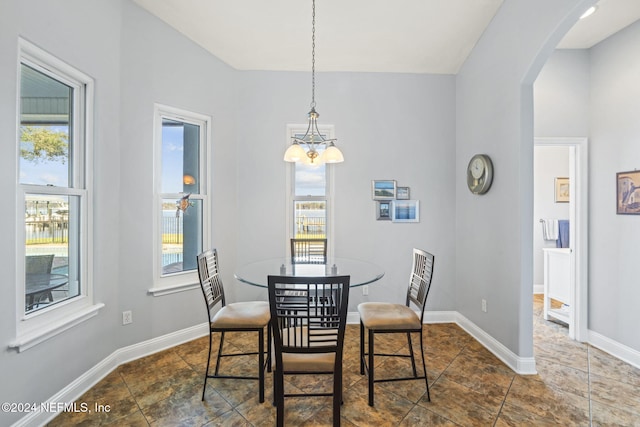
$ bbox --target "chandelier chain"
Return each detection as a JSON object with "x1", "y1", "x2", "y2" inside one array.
[{"x1": 311, "y1": 0, "x2": 316, "y2": 109}]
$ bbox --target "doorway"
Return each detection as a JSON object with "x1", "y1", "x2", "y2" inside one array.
[{"x1": 534, "y1": 137, "x2": 588, "y2": 342}]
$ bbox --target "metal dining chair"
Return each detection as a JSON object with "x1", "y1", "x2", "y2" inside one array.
[
  {"x1": 358, "y1": 248, "x2": 435, "y2": 406},
  {"x1": 268, "y1": 274, "x2": 350, "y2": 427},
  {"x1": 197, "y1": 249, "x2": 271, "y2": 402}
]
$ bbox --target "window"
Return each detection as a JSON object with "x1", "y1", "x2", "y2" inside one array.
[
  {"x1": 151, "y1": 105, "x2": 210, "y2": 294},
  {"x1": 286, "y1": 125, "x2": 335, "y2": 256},
  {"x1": 13, "y1": 39, "x2": 101, "y2": 351}
]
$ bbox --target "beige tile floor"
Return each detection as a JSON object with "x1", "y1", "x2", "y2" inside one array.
[{"x1": 49, "y1": 295, "x2": 640, "y2": 426}]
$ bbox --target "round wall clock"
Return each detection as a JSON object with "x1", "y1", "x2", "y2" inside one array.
[{"x1": 467, "y1": 154, "x2": 493, "y2": 194}]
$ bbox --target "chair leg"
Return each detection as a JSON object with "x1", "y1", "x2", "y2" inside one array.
[
  {"x1": 214, "y1": 331, "x2": 225, "y2": 375},
  {"x1": 368, "y1": 329, "x2": 375, "y2": 406},
  {"x1": 202, "y1": 331, "x2": 213, "y2": 401},
  {"x1": 359, "y1": 321, "x2": 365, "y2": 375},
  {"x1": 406, "y1": 332, "x2": 418, "y2": 377},
  {"x1": 267, "y1": 326, "x2": 272, "y2": 373},
  {"x1": 258, "y1": 328, "x2": 265, "y2": 403},
  {"x1": 333, "y1": 365, "x2": 342, "y2": 426},
  {"x1": 419, "y1": 330, "x2": 430, "y2": 402},
  {"x1": 275, "y1": 368, "x2": 284, "y2": 427}
]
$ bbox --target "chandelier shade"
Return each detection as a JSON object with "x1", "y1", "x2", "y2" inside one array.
[{"x1": 283, "y1": 0, "x2": 344, "y2": 165}]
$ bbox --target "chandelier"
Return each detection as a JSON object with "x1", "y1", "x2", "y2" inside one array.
[{"x1": 283, "y1": 0, "x2": 344, "y2": 165}]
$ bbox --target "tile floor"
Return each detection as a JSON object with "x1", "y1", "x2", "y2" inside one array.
[{"x1": 48, "y1": 295, "x2": 640, "y2": 426}]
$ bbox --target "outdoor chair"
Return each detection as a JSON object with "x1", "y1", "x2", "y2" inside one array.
[
  {"x1": 290, "y1": 238, "x2": 327, "y2": 264},
  {"x1": 26, "y1": 254, "x2": 55, "y2": 306}
]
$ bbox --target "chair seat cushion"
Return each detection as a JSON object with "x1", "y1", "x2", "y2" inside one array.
[
  {"x1": 211, "y1": 301, "x2": 270, "y2": 329},
  {"x1": 282, "y1": 352, "x2": 335, "y2": 372},
  {"x1": 358, "y1": 302, "x2": 421, "y2": 330}
]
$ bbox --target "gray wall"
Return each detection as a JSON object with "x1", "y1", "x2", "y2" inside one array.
[
  {"x1": 0, "y1": 0, "x2": 124, "y2": 422},
  {"x1": 454, "y1": 0, "x2": 595, "y2": 357},
  {"x1": 589, "y1": 20, "x2": 640, "y2": 350},
  {"x1": 235, "y1": 71, "x2": 457, "y2": 310},
  {"x1": 534, "y1": 22, "x2": 640, "y2": 351}
]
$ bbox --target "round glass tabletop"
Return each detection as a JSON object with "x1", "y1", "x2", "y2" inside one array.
[{"x1": 234, "y1": 257, "x2": 384, "y2": 288}]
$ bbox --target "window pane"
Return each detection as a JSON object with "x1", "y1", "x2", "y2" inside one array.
[
  {"x1": 161, "y1": 198, "x2": 202, "y2": 275},
  {"x1": 293, "y1": 133, "x2": 326, "y2": 197},
  {"x1": 19, "y1": 64, "x2": 72, "y2": 187},
  {"x1": 25, "y1": 194, "x2": 80, "y2": 314},
  {"x1": 293, "y1": 200, "x2": 326, "y2": 238},
  {"x1": 161, "y1": 119, "x2": 200, "y2": 194}
]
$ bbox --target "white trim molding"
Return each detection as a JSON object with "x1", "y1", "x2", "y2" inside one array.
[
  {"x1": 589, "y1": 330, "x2": 640, "y2": 370},
  {"x1": 13, "y1": 322, "x2": 209, "y2": 427}
]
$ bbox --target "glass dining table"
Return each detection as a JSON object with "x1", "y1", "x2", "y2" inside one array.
[{"x1": 234, "y1": 257, "x2": 384, "y2": 288}]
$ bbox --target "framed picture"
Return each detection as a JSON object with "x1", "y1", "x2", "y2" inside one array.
[
  {"x1": 555, "y1": 177, "x2": 569, "y2": 203},
  {"x1": 372, "y1": 180, "x2": 396, "y2": 200},
  {"x1": 376, "y1": 201, "x2": 391, "y2": 220},
  {"x1": 396, "y1": 187, "x2": 410, "y2": 200},
  {"x1": 391, "y1": 200, "x2": 420, "y2": 223},
  {"x1": 616, "y1": 170, "x2": 640, "y2": 215}
]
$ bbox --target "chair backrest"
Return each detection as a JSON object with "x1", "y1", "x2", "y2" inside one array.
[
  {"x1": 406, "y1": 248, "x2": 435, "y2": 321},
  {"x1": 197, "y1": 249, "x2": 226, "y2": 323},
  {"x1": 26, "y1": 254, "x2": 54, "y2": 274},
  {"x1": 268, "y1": 275, "x2": 350, "y2": 363},
  {"x1": 290, "y1": 238, "x2": 327, "y2": 264}
]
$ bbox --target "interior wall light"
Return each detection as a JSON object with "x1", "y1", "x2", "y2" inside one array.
[{"x1": 283, "y1": 0, "x2": 344, "y2": 165}]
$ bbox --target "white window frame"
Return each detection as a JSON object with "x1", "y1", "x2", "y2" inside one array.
[
  {"x1": 11, "y1": 39, "x2": 102, "y2": 352},
  {"x1": 149, "y1": 104, "x2": 211, "y2": 296},
  {"x1": 285, "y1": 124, "x2": 336, "y2": 257}
]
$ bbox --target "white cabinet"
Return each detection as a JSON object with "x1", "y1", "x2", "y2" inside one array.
[{"x1": 542, "y1": 248, "x2": 574, "y2": 338}]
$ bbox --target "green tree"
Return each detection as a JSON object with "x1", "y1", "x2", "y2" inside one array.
[{"x1": 20, "y1": 126, "x2": 68, "y2": 163}]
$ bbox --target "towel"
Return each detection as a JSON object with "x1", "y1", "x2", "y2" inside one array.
[
  {"x1": 557, "y1": 220, "x2": 570, "y2": 248},
  {"x1": 541, "y1": 219, "x2": 559, "y2": 241}
]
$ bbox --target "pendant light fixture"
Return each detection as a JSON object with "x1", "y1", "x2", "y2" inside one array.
[{"x1": 284, "y1": 0, "x2": 344, "y2": 164}]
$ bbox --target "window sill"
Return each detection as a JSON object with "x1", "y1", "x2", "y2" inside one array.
[
  {"x1": 148, "y1": 281, "x2": 200, "y2": 297},
  {"x1": 9, "y1": 303, "x2": 105, "y2": 353}
]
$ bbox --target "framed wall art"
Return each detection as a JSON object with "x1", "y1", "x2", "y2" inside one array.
[
  {"x1": 376, "y1": 201, "x2": 391, "y2": 220},
  {"x1": 555, "y1": 177, "x2": 569, "y2": 203},
  {"x1": 391, "y1": 200, "x2": 420, "y2": 223},
  {"x1": 396, "y1": 186, "x2": 410, "y2": 200},
  {"x1": 616, "y1": 170, "x2": 640, "y2": 215},
  {"x1": 371, "y1": 180, "x2": 396, "y2": 200}
]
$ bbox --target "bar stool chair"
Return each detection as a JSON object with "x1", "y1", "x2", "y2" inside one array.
[
  {"x1": 197, "y1": 249, "x2": 271, "y2": 402},
  {"x1": 268, "y1": 274, "x2": 350, "y2": 427},
  {"x1": 358, "y1": 248, "x2": 435, "y2": 406}
]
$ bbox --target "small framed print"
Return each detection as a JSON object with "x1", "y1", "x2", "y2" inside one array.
[
  {"x1": 396, "y1": 187, "x2": 410, "y2": 200},
  {"x1": 555, "y1": 177, "x2": 569, "y2": 203},
  {"x1": 376, "y1": 201, "x2": 391, "y2": 220},
  {"x1": 391, "y1": 200, "x2": 420, "y2": 223},
  {"x1": 617, "y1": 170, "x2": 640, "y2": 215},
  {"x1": 372, "y1": 180, "x2": 396, "y2": 200}
]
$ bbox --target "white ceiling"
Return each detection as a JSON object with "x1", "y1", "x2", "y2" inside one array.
[{"x1": 132, "y1": 0, "x2": 640, "y2": 74}]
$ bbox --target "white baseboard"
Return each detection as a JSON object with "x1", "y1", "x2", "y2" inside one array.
[
  {"x1": 533, "y1": 284, "x2": 544, "y2": 294},
  {"x1": 589, "y1": 330, "x2": 640, "y2": 369},
  {"x1": 14, "y1": 323, "x2": 209, "y2": 427},
  {"x1": 454, "y1": 313, "x2": 537, "y2": 374},
  {"x1": 350, "y1": 310, "x2": 536, "y2": 375}
]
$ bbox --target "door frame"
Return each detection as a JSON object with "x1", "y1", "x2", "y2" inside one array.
[{"x1": 534, "y1": 137, "x2": 588, "y2": 341}]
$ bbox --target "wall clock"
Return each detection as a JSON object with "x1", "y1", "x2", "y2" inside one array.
[{"x1": 467, "y1": 154, "x2": 493, "y2": 194}]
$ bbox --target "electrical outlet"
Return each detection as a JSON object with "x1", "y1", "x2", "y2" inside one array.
[
  {"x1": 481, "y1": 299, "x2": 487, "y2": 313},
  {"x1": 362, "y1": 285, "x2": 369, "y2": 296},
  {"x1": 122, "y1": 310, "x2": 133, "y2": 325}
]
